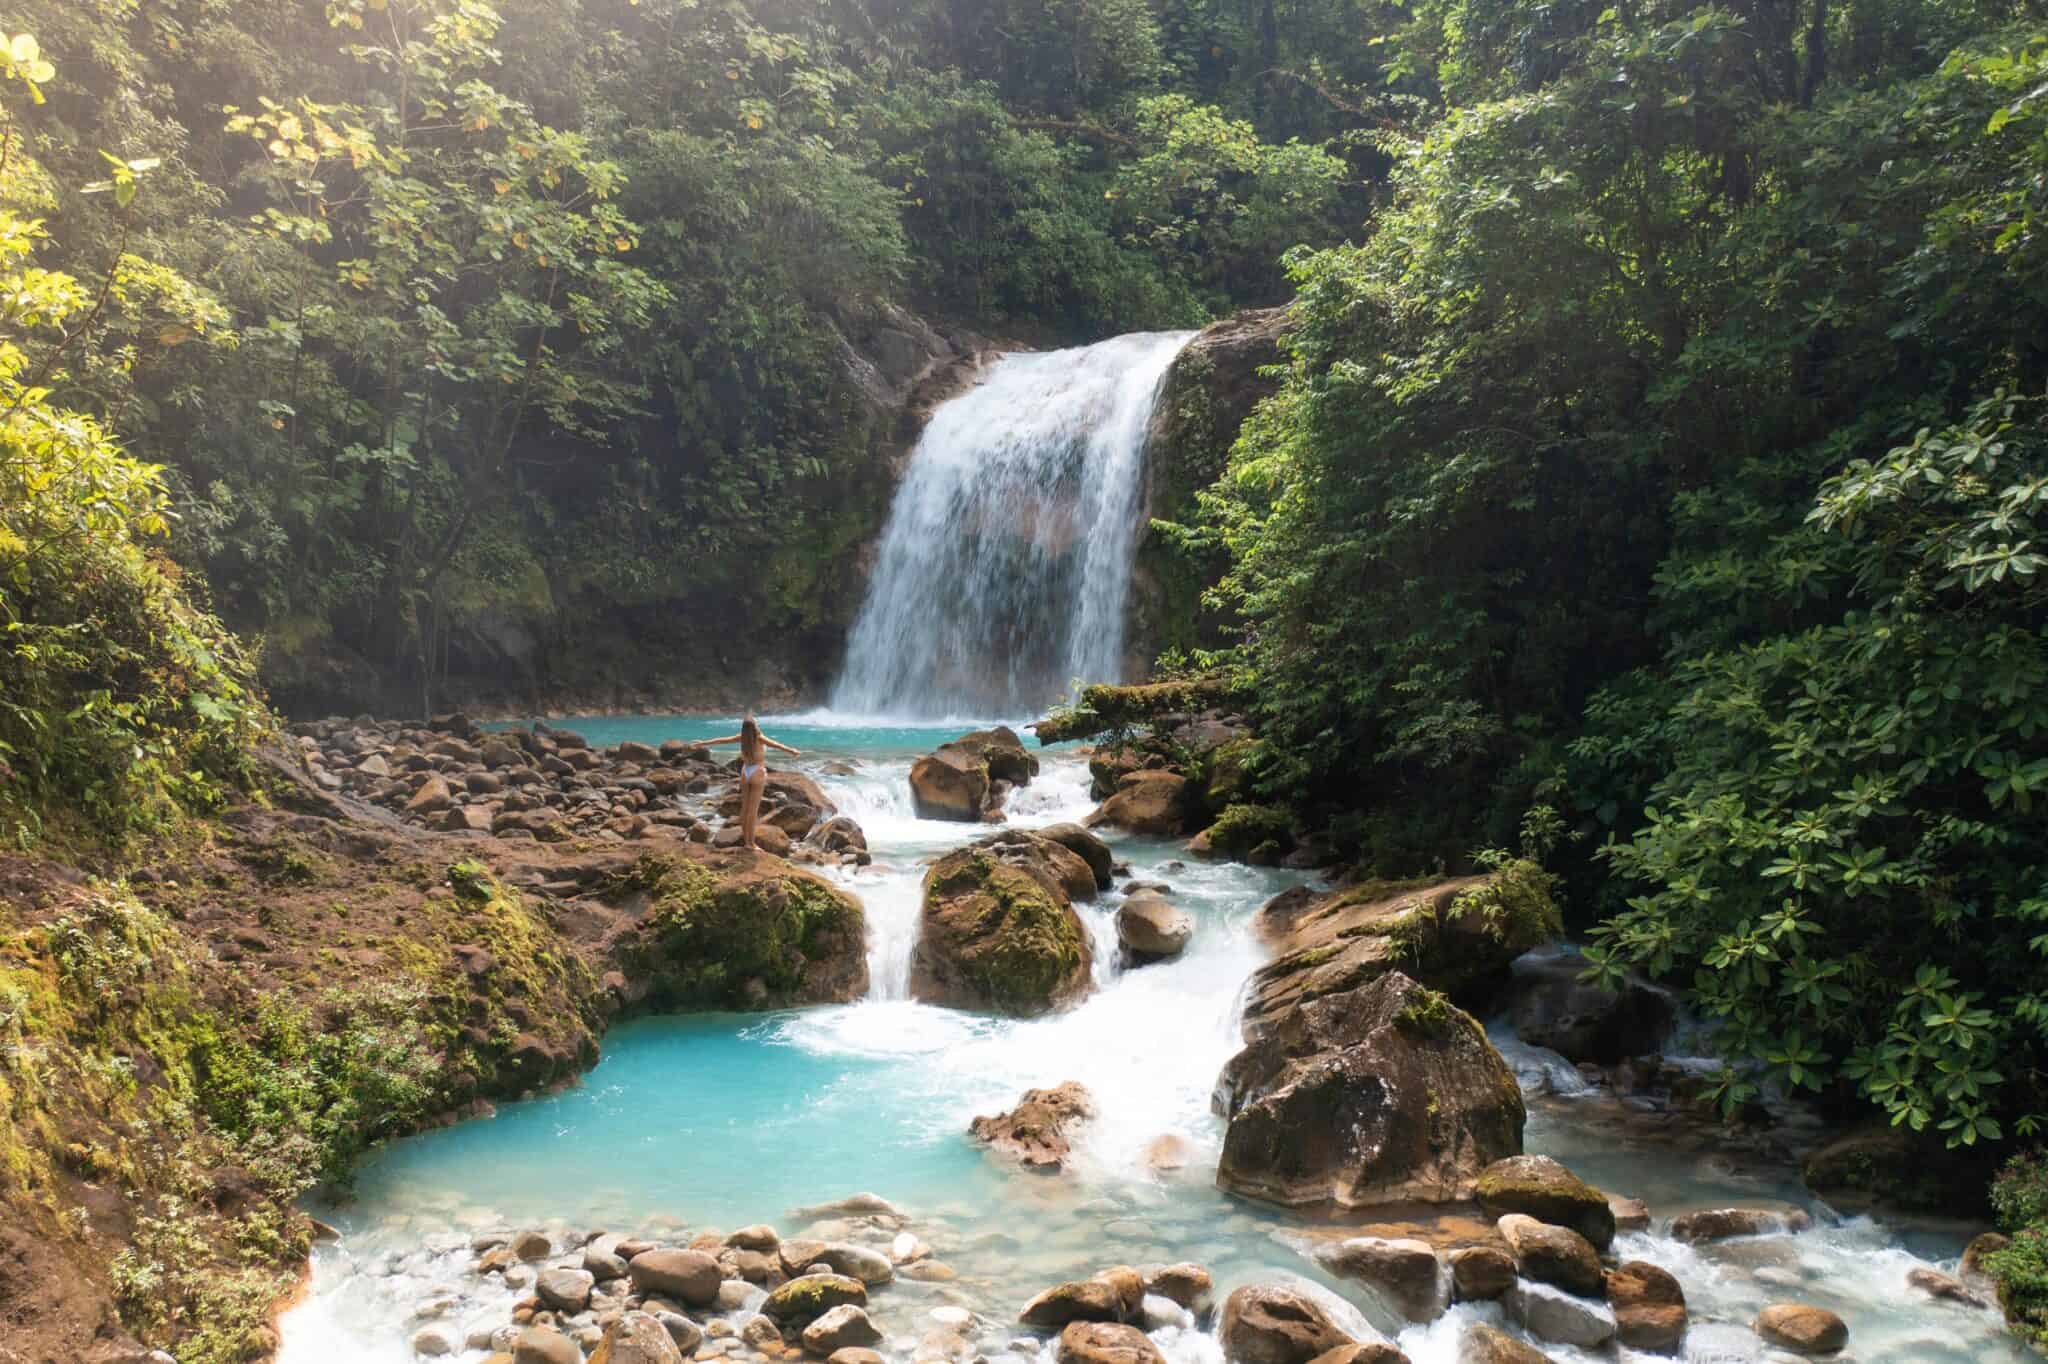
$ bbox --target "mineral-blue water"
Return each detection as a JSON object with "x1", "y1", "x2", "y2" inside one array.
[{"x1": 281, "y1": 717, "x2": 2026, "y2": 1364}]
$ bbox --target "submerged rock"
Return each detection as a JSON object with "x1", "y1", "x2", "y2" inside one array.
[
  {"x1": 1240, "y1": 876, "x2": 1557, "y2": 1038},
  {"x1": 1218, "y1": 1285, "x2": 1357, "y2": 1364},
  {"x1": 1020, "y1": 1269, "x2": 1142, "y2": 1327},
  {"x1": 911, "y1": 843, "x2": 1093, "y2": 1015},
  {"x1": 970, "y1": 1081, "x2": 1096, "y2": 1172},
  {"x1": 1214, "y1": 971, "x2": 1525, "y2": 1208},
  {"x1": 1669, "y1": 1207, "x2": 1811, "y2": 1243},
  {"x1": 1140, "y1": 1262, "x2": 1213, "y2": 1314}
]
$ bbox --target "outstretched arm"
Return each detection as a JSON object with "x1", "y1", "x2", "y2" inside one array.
[
  {"x1": 763, "y1": 736, "x2": 803, "y2": 756},
  {"x1": 700, "y1": 732, "x2": 743, "y2": 746}
]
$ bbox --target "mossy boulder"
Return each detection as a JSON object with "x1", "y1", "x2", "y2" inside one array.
[
  {"x1": 1086, "y1": 769, "x2": 1193, "y2": 837},
  {"x1": 613, "y1": 854, "x2": 868, "y2": 1009},
  {"x1": 1196, "y1": 803, "x2": 1293, "y2": 865},
  {"x1": 1241, "y1": 871, "x2": 1559, "y2": 1039},
  {"x1": 1475, "y1": 1155, "x2": 1616, "y2": 1251},
  {"x1": 910, "y1": 845, "x2": 1093, "y2": 1015},
  {"x1": 1214, "y1": 971, "x2": 1525, "y2": 1209}
]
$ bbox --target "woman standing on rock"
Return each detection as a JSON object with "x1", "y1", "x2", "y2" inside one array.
[{"x1": 704, "y1": 715, "x2": 802, "y2": 852}]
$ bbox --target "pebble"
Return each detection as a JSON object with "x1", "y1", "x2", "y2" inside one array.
[{"x1": 929, "y1": 1306, "x2": 972, "y2": 1328}]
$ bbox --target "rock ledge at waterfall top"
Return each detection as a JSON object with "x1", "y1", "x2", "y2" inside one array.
[
  {"x1": 910, "y1": 836, "x2": 1095, "y2": 1015},
  {"x1": 1214, "y1": 970, "x2": 1526, "y2": 1208}
]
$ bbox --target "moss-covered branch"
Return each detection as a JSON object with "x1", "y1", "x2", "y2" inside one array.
[{"x1": 1031, "y1": 678, "x2": 1232, "y2": 744}]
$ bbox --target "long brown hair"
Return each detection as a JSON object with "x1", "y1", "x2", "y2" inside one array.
[{"x1": 740, "y1": 713, "x2": 760, "y2": 750}]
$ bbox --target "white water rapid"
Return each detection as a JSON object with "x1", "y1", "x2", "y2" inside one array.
[{"x1": 831, "y1": 331, "x2": 1194, "y2": 718}]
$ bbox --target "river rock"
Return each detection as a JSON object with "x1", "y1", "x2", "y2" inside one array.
[
  {"x1": 1456, "y1": 1324, "x2": 1551, "y2": 1363},
  {"x1": 712, "y1": 822, "x2": 793, "y2": 855},
  {"x1": 656, "y1": 1312, "x2": 703, "y2": 1353},
  {"x1": 1669, "y1": 1207, "x2": 1810, "y2": 1243},
  {"x1": 1020, "y1": 1270, "x2": 1141, "y2": 1327},
  {"x1": 1449, "y1": 1246, "x2": 1516, "y2": 1302},
  {"x1": 536, "y1": 1266, "x2": 596, "y2": 1312},
  {"x1": 1086, "y1": 770, "x2": 1192, "y2": 837},
  {"x1": 1505, "y1": 1280, "x2": 1616, "y2": 1349},
  {"x1": 1504, "y1": 951, "x2": 1675, "y2": 1064},
  {"x1": 1218, "y1": 1285, "x2": 1356, "y2": 1364},
  {"x1": 1058, "y1": 1323, "x2": 1167, "y2": 1364},
  {"x1": 1039, "y1": 823, "x2": 1115, "y2": 889},
  {"x1": 830, "y1": 1352, "x2": 885, "y2": 1364},
  {"x1": 1474, "y1": 1156, "x2": 1615, "y2": 1250},
  {"x1": 808, "y1": 816, "x2": 870, "y2": 857},
  {"x1": 910, "y1": 728, "x2": 1038, "y2": 820},
  {"x1": 629, "y1": 1249, "x2": 723, "y2": 1307},
  {"x1": 970, "y1": 1081, "x2": 1096, "y2": 1171},
  {"x1": 764, "y1": 1274, "x2": 868, "y2": 1326},
  {"x1": 512, "y1": 1229, "x2": 554, "y2": 1261},
  {"x1": 1240, "y1": 877, "x2": 1556, "y2": 1039},
  {"x1": 911, "y1": 843, "x2": 1093, "y2": 1014},
  {"x1": 810, "y1": 1243, "x2": 895, "y2": 1285},
  {"x1": 591, "y1": 1311, "x2": 688, "y2": 1364},
  {"x1": 1141, "y1": 1262, "x2": 1213, "y2": 1314},
  {"x1": 1497, "y1": 1215, "x2": 1603, "y2": 1298},
  {"x1": 1117, "y1": 893, "x2": 1192, "y2": 963},
  {"x1": 1906, "y1": 1265, "x2": 1986, "y2": 1307},
  {"x1": 514, "y1": 1326, "x2": 584, "y2": 1364},
  {"x1": 727, "y1": 1225, "x2": 780, "y2": 1252},
  {"x1": 1609, "y1": 1194, "x2": 1650, "y2": 1233},
  {"x1": 1753, "y1": 1303, "x2": 1847, "y2": 1354},
  {"x1": 1303, "y1": 1348, "x2": 1409, "y2": 1364},
  {"x1": 1607, "y1": 1261, "x2": 1686, "y2": 1352},
  {"x1": 804, "y1": 1305, "x2": 884, "y2": 1354},
  {"x1": 1317, "y1": 1238, "x2": 1443, "y2": 1322},
  {"x1": 979, "y1": 828, "x2": 1100, "y2": 902},
  {"x1": 408, "y1": 773, "x2": 455, "y2": 814},
  {"x1": 1214, "y1": 971, "x2": 1525, "y2": 1208},
  {"x1": 412, "y1": 1326, "x2": 458, "y2": 1357}
]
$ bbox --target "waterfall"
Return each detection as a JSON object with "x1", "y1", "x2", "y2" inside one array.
[{"x1": 832, "y1": 330, "x2": 1195, "y2": 718}]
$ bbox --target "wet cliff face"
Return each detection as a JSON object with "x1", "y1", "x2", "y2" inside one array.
[
  {"x1": 1126, "y1": 307, "x2": 1294, "y2": 675},
  {"x1": 263, "y1": 306, "x2": 996, "y2": 721}
]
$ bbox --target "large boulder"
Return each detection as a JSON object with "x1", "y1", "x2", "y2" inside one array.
[
  {"x1": 1218, "y1": 1286, "x2": 1356, "y2": 1364},
  {"x1": 977, "y1": 829, "x2": 1100, "y2": 903},
  {"x1": 910, "y1": 727, "x2": 1038, "y2": 821},
  {"x1": 1021, "y1": 1270, "x2": 1143, "y2": 1328},
  {"x1": 1086, "y1": 770, "x2": 1193, "y2": 837},
  {"x1": 970, "y1": 1081, "x2": 1096, "y2": 1172},
  {"x1": 1214, "y1": 972, "x2": 1525, "y2": 1208},
  {"x1": 1503, "y1": 951, "x2": 1675, "y2": 1065},
  {"x1": 1474, "y1": 1156, "x2": 1616, "y2": 1251},
  {"x1": 911, "y1": 844, "x2": 1093, "y2": 1015},
  {"x1": 614, "y1": 855, "x2": 869, "y2": 1009},
  {"x1": 1242, "y1": 877, "x2": 1558, "y2": 1039}
]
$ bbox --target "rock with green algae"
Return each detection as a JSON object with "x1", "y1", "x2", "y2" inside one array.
[
  {"x1": 910, "y1": 726, "x2": 1039, "y2": 821},
  {"x1": 763, "y1": 1273, "x2": 869, "y2": 1325},
  {"x1": 1214, "y1": 971, "x2": 1525, "y2": 1209},
  {"x1": 1240, "y1": 871, "x2": 1559, "y2": 1039},
  {"x1": 1475, "y1": 1155, "x2": 1617, "y2": 1251},
  {"x1": 611, "y1": 853, "x2": 868, "y2": 1010},
  {"x1": 910, "y1": 845, "x2": 1093, "y2": 1016}
]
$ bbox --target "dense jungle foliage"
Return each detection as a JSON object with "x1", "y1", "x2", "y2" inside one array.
[{"x1": 7, "y1": 0, "x2": 2048, "y2": 1331}]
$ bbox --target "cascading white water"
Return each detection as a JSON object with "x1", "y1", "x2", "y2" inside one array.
[{"x1": 832, "y1": 331, "x2": 1194, "y2": 718}]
